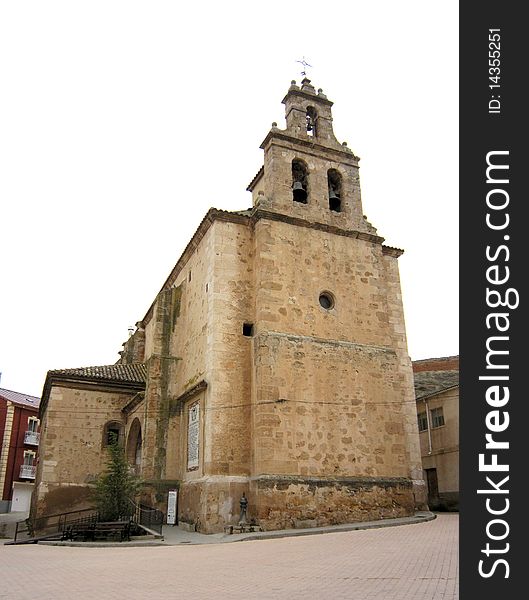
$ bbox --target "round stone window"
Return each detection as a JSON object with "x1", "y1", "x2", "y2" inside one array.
[{"x1": 319, "y1": 291, "x2": 335, "y2": 310}]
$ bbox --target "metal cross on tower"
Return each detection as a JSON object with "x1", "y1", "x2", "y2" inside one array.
[{"x1": 296, "y1": 57, "x2": 313, "y2": 77}]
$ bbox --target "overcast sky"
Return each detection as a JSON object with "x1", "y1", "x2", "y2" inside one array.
[{"x1": 0, "y1": 1, "x2": 458, "y2": 397}]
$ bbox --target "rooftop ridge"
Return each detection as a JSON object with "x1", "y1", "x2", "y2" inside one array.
[
  {"x1": 48, "y1": 363, "x2": 146, "y2": 384},
  {"x1": 0, "y1": 387, "x2": 41, "y2": 407}
]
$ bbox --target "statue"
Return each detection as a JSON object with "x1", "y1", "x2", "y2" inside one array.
[{"x1": 238, "y1": 493, "x2": 248, "y2": 526}]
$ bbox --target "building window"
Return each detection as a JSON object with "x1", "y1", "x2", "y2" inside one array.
[
  {"x1": 242, "y1": 323, "x2": 254, "y2": 337},
  {"x1": 319, "y1": 291, "x2": 335, "y2": 310},
  {"x1": 431, "y1": 407, "x2": 445, "y2": 428},
  {"x1": 27, "y1": 417, "x2": 39, "y2": 432},
  {"x1": 23, "y1": 451, "x2": 35, "y2": 466},
  {"x1": 24, "y1": 417, "x2": 40, "y2": 445},
  {"x1": 20, "y1": 451, "x2": 37, "y2": 479},
  {"x1": 103, "y1": 421, "x2": 123, "y2": 447},
  {"x1": 417, "y1": 412, "x2": 428, "y2": 432}
]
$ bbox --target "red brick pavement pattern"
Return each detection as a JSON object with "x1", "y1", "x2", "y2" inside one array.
[{"x1": 0, "y1": 514, "x2": 458, "y2": 600}]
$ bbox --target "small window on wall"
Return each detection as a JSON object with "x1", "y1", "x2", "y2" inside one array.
[
  {"x1": 319, "y1": 291, "x2": 335, "y2": 310},
  {"x1": 23, "y1": 451, "x2": 35, "y2": 466},
  {"x1": 431, "y1": 407, "x2": 445, "y2": 428},
  {"x1": 103, "y1": 421, "x2": 123, "y2": 447},
  {"x1": 27, "y1": 417, "x2": 39, "y2": 432},
  {"x1": 417, "y1": 412, "x2": 428, "y2": 432}
]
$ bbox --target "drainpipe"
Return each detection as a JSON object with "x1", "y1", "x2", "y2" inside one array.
[{"x1": 424, "y1": 399, "x2": 433, "y2": 455}]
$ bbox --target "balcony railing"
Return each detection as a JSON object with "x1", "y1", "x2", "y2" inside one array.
[
  {"x1": 24, "y1": 431, "x2": 40, "y2": 445},
  {"x1": 19, "y1": 464, "x2": 36, "y2": 479}
]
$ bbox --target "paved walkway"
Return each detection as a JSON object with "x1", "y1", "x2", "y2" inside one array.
[
  {"x1": 0, "y1": 510, "x2": 27, "y2": 540},
  {"x1": 159, "y1": 511, "x2": 435, "y2": 546},
  {"x1": 0, "y1": 513, "x2": 458, "y2": 599}
]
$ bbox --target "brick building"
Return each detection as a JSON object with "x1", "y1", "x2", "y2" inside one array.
[
  {"x1": 33, "y1": 79, "x2": 426, "y2": 532},
  {"x1": 0, "y1": 387, "x2": 41, "y2": 513}
]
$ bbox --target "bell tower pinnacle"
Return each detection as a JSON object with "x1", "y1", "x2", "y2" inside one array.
[{"x1": 247, "y1": 80, "x2": 377, "y2": 235}]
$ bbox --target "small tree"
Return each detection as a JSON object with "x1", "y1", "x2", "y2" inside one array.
[{"x1": 93, "y1": 433, "x2": 142, "y2": 521}]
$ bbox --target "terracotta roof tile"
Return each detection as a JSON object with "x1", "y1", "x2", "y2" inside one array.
[
  {"x1": 414, "y1": 370, "x2": 459, "y2": 401},
  {"x1": 48, "y1": 363, "x2": 146, "y2": 384}
]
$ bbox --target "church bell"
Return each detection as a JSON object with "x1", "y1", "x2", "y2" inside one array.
[
  {"x1": 292, "y1": 181, "x2": 308, "y2": 203},
  {"x1": 329, "y1": 188, "x2": 341, "y2": 212}
]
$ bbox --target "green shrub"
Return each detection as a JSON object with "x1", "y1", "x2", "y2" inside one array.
[{"x1": 93, "y1": 433, "x2": 142, "y2": 521}]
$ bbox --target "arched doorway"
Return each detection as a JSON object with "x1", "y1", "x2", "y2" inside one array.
[{"x1": 126, "y1": 418, "x2": 142, "y2": 475}]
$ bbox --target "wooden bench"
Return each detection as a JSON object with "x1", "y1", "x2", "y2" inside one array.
[
  {"x1": 93, "y1": 521, "x2": 131, "y2": 542},
  {"x1": 62, "y1": 523, "x2": 96, "y2": 541},
  {"x1": 63, "y1": 520, "x2": 131, "y2": 542}
]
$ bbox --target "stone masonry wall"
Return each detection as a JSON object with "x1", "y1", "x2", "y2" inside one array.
[
  {"x1": 250, "y1": 476, "x2": 414, "y2": 531},
  {"x1": 133, "y1": 207, "x2": 421, "y2": 530},
  {"x1": 253, "y1": 218, "x2": 391, "y2": 345},
  {"x1": 252, "y1": 333, "x2": 411, "y2": 478},
  {"x1": 138, "y1": 218, "x2": 255, "y2": 528},
  {"x1": 138, "y1": 220, "x2": 255, "y2": 518},
  {"x1": 381, "y1": 253, "x2": 427, "y2": 508},
  {"x1": 204, "y1": 220, "x2": 254, "y2": 478},
  {"x1": 140, "y1": 225, "x2": 214, "y2": 491},
  {"x1": 33, "y1": 384, "x2": 134, "y2": 518},
  {"x1": 248, "y1": 215, "x2": 420, "y2": 525}
]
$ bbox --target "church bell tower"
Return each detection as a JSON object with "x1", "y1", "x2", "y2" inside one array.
[
  {"x1": 247, "y1": 78, "x2": 377, "y2": 235},
  {"x1": 245, "y1": 79, "x2": 426, "y2": 529}
]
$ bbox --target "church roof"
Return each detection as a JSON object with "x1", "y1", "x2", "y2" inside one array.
[
  {"x1": 48, "y1": 363, "x2": 146, "y2": 384},
  {"x1": 413, "y1": 355, "x2": 459, "y2": 373},
  {"x1": 414, "y1": 370, "x2": 459, "y2": 401},
  {"x1": 0, "y1": 387, "x2": 41, "y2": 409},
  {"x1": 229, "y1": 208, "x2": 253, "y2": 217},
  {"x1": 40, "y1": 363, "x2": 146, "y2": 418},
  {"x1": 246, "y1": 166, "x2": 264, "y2": 191}
]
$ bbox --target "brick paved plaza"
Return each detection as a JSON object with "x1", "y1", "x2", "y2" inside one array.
[{"x1": 1, "y1": 514, "x2": 458, "y2": 600}]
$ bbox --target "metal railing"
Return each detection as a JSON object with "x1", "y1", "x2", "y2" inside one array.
[
  {"x1": 12, "y1": 501, "x2": 164, "y2": 543},
  {"x1": 24, "y1": 431, "x2": 40, "y2": 445},
  {"x1": 19, "y1": 464, "x2": 36, "y2": 478},
  {"x1": 134, "y1": 502, "x2": 165, "y2": 535},
  {"x1": 13, "y1": 507, "x2": 99, "y2": 543}
]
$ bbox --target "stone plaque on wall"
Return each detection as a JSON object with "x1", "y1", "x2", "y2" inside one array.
[
  {"x1": 187, "y1": 402, "x2": 200, "y2": 471},
  {"x1": 167, "y1": 489, "x2": 178, "y2": 525}
]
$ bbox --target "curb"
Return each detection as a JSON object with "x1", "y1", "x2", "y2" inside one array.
[
  {"x1": 230, "y1": 511, "x2": 436, "y2": 543},
  {"x1": 38, "y1": 540, "x2": 167, "y2": 548},
  {"x1": 4, "y1": 512, "x2": 436, "y2": 548}
]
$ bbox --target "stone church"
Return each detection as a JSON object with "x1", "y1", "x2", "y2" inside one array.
[{"x1": 32, "y1": 79, "x2": 426, "y2": 533}]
